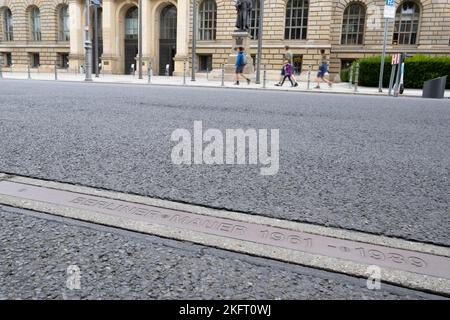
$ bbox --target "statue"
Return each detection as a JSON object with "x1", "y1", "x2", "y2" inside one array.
[{"x1": 235, "y1": 0, "x2": 253, "y2": 32}]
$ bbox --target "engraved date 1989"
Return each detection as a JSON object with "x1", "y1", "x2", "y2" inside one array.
[{"x1": 328, "y1": 245, "x2": 428, "y2": 268}]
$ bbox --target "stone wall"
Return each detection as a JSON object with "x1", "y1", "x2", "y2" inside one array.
[
  {"x1": 0, "y1": 0, "x2": 70, "y2": 72},
  {"x1": 1, "y1": 0, "x2": 449, "y2": 77}
]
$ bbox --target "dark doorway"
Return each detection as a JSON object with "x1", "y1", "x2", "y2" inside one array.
[
  {"x1": 159, "y1": 5, "x2": 177, "y2": 75},
  {"x1": 92, "y1": 7, "x2": 103, "y2": 73},
  {"x1": 124, "y1": 6, "x2": 138, "y2": 75}
]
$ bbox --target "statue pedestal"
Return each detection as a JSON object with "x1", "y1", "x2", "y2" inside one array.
[
  {"x1": 224, "y1": 31, "x2": 254, "y2": 75},
  {"x1": 209, "y1": 31, "x2": 254, "y2": 80}
]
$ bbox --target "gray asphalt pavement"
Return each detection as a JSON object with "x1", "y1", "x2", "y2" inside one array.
[
  {"x1": 0, "y1": 205, "x2": 443, "y2": 300},
  {"x1": 0, "y1": 79, "x2": 449, "y2": 246}
]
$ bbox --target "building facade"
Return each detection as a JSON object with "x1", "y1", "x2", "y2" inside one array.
[{"x1": 1, "y1": 0, "x2": 449, "y2": 79}]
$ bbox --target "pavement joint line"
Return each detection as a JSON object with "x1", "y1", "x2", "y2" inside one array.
[{"x1": 0, "y1": 173, "x2": 449, "y2": 296}]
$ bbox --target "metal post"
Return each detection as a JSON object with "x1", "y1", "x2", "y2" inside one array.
[
  {"x1": 191, "y1": 0, "x2": 197, "y2": 81},
  {"x1": 147, "y1": 61, "x2": 152, "y2": 84},
  {"x1": 388, "y1": 64, "x2": 397, "y2": 96},
  {"x1": 255, "y1": 0, "x2": 265, "y2": 84},
  {"x1": 28, "y1": 64, "x2": 31, "y2": 80},
  {"x1": 378, "y1": 18, "x2": 389, "y2": 92},
  {"x1": 94, "y1": 3, "x2": 99, "y2": 78},
  {"x1": 354, "y1": 63, "x2": 359, "y2": 93},
  {"x1": 263, "y1": 64, "x2": 267, "y2": 89},
  {"x1": 54, "y1": 62, "x2": 58, "y2": 80},
  {"x1": 84, "y1": 0, "x2": 92, "y2": 81},
  {"x1": 348, "y1": 65, "x2": 353, "y2": 88},
  {"x1": 221, "y1": 63, "x2": 224, "y2": 87},
  {"x1": 0, "y1": 55, "x2": 3, "y2": 79},
  {"x1": 393, "y1": 54, "x2": 404, "y2": 97},
  {"x1": 183, "y1": 59, "x2": 187, "y2": 85},
  {"x1": 138, "y1": 0, "x2": 143, "y2": 79},
  {"x1": 307, "y1": 65, "x2": 311, "y2": 90}
]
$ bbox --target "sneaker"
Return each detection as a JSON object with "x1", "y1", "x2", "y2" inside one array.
[
  {"x1": 274, "y1": 83, "x2": 281, "y2": 87},
  {"x1": 328, "y1": 82, "x2": 332, "y2": 88},
  {"x1": 234, "y1": 82, "x2": 239, "y2": 86},
  {"x1": 247, "y1": 79, "x2": 251, "y2": 85},
  {"x1": 294, "y1": 82, "x2": 299, "y2": 87},
  {"x1": 314, "y1": 85, "x2": 320, "y2": 89}
]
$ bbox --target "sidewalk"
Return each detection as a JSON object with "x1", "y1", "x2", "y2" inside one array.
[{"x1": 1, "y1": 71, "x2": 449, "y2": 98}]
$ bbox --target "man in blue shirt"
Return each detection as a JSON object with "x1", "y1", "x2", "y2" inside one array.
[{"x1": 235, "y1": 47, "x2": 251, "y2": 85}]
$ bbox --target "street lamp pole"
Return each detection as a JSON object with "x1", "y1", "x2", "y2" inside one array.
[
  {"x1": 84, "y1": 0, "x2": 92, "y2": 81},
  {"x1": 255, "y1": 0, "x2": 264, "y2": 84},
  {"x1": 191, "y1": 0, "x2": 197, "y2": 81},
  {"x1": 378, "y1": 18, "x2": 389, "y2": 92},
  {"x1": 138, "y1": 0, "x2": 143, "y2": 79},
  {"x1": 94, "y1": 2, "x2": 99, "y2": 78}
]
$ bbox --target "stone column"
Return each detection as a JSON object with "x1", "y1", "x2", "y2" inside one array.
[
  {"x1": 101, "y1": 0, "x2": 119, "y2": 74},
  {"x1": 68, "y1": 0, "x2": 84, "y2": 73},
  {"x1": 174, "y1": 0, "x2": 190, "y2": 75}
]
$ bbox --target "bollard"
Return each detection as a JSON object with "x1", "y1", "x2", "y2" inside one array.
[
  {"x1": 54, "y1": 62, "x2": 58, "y2": 81},
  {"x1": 0, "y1": 60, "x2": 2, "y2": 80},
  {"x1": 148, "y1": 62, "x2": 152, "y2": 84},
  {"x1": 388, "y1": 64, "x2": 397, "y2": 96},
  {"x1": 28, "y1": 64, "x2": 31, "y2": 80},
  {"x1": 183, "y1": 60, "x2": 186, "y2": 85},
  {"x1": 263, "y1": 64, "x2": 267, "y2": 89},
  {"x1": 349, "y1": 66, "x2": 354, "y2": 88},
  {"x1": 354, "y1": 63, "x2": 359, "y2": 93},
  {"x1": 206, "y1": 67, "x2": 209, "y2": 80},
  {"x1": 307, "y1": 65, "x2": 312, "y2": 90},
  {"x1": 221, "y1": 63, "x2": 225, "y2": 87}
]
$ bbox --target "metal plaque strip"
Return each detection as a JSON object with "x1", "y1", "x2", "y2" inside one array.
[{"x1": 0, "y1": 180, "x2": 449, "y2": 280}]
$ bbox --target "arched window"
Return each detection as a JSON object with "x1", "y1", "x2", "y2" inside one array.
[
  {"x1": 3, "y1": 8, "x2": 13, "y2": 41},
  {"x1": 285, "y1": 0, "x2": 308, "y2": 40},
  {"x1": 199, "y1": 0, "x2": 217, "y2": 40},
  {"x1": 59, "y1": 5, "x2": 70, "y2": 41},
  {"x1": 250, "y1": 0, "x2": 260, "y2": 40},
  {"x1": 30, "y1": 7, "x2": 41, "y2": 41},
  {"x1": 341, "y1": 3, "x2": 365, "y2": 45},
  {"x1": 393, "y1": 1, "x2": 420, "y2": 45},
  {"x1": 160, "y1": 5, "x2": 177, "y2": 40},
  {"x1": 125, "y1": 7, "x2": 138, "y2": 40}
]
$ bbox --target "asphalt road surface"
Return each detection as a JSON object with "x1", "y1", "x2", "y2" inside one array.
[
  {"x1": 1, "y1": 79, "x2": 449, "y2": 299},
  {"x1": 1, "y1": 80, "x2": 449, "y2": 245}
]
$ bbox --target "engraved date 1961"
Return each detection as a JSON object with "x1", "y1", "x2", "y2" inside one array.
[{"x1": 259, "y1": 230, "x2": 313, "y2": 248}]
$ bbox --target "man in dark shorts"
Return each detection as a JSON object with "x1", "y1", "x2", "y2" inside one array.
[
  {"x1": 314, "y1": 49, "x2": 333, "y2": 89},
  {"x1": 235, "y1": 47, "x2": 251, "y2": 85}
]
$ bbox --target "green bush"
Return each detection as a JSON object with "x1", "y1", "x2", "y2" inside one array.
[{"x1": 355, "y1": 55, "x2": 450, "y2": 89}]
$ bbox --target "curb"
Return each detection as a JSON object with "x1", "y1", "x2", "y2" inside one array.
[{"x1": 1, "y1": 75, "x2": 442, "y2": 99}]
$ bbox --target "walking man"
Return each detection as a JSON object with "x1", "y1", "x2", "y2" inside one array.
[
  {"x1": 235, "y1": 47, "x2": 251, "y2": 85},
  {"x1": 314, "y1": 49, "x2": 333, "y2": 89}
]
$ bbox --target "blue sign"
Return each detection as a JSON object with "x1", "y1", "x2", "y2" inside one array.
[
  {"x1": 384, "y1": 0, "x2": 396, "y2": 18},
  {"x1": 91, "y1": 0, "x2": 101, "y2": 5}
]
